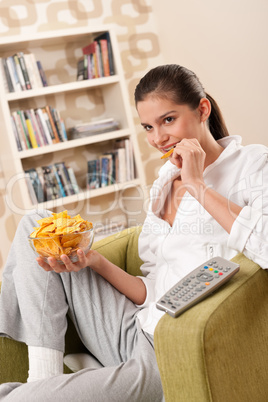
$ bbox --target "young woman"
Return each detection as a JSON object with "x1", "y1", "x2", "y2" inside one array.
[{"x1": 0, "y1": 64, "x2": 267, "y2": 401}]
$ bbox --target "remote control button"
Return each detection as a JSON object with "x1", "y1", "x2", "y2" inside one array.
[
  {"x1": 196, "y1": 273, "x2": 214, "y2": 282},
  {"x1": 204, "y1": 266, "x2": 208, "y2": 269},
  {"x1": 214, "y1": 270, "x2": 218, "y2": 273},
  {"x1": 219, "y1": 272, "x2": 223, "y2": 276},
  {"x1": 205, "y1": 282, "x2": 210, "y2": 286}
]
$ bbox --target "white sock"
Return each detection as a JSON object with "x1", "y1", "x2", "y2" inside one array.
[{"x1": 27, "y1": 346, "x2": 63, "y2": 382}]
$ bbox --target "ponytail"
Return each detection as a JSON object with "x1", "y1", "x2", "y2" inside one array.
[{"x1": 206, "y1": 93, "x2": 229, "y2": 140}]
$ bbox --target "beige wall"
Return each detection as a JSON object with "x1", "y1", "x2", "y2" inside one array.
[{"x1": 152, "y1": 0, "x2": 268, "y2": 146}]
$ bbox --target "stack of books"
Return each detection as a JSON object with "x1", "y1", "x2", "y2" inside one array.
[
  {"x1": 1, "y1": 52, "x2": 47, "y2": 93},
  {"x1": 87, "y1": 138, "x2": 135, "y2": 189},
  {"x1": 25, "y1": 162, "x2": 79, "y2": 204},
  {"x1": 70, "y1": 118, "x2": 119, "y2": 140},
  {"x1": 11, "y1": 106, "x2": 68, "y2": 151},
  {"x1": 77, "y1": 32, "x2": 115, "y2": 81}
]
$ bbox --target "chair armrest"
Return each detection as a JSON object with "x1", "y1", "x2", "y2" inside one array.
[
  {"x1": 92, "y1": 226, "x2": 143, "y2": 276},
  {"x1": 154, "y1": 253, "x2": 268, "y2": 402}
]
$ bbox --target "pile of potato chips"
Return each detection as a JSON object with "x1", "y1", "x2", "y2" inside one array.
[{"x1": 29, "y1": 210, "x2": 93, "y2": 260}]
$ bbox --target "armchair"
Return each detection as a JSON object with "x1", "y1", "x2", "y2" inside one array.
[{"x1": 1, "y1": 226, "x2": 268, "y2": 401}]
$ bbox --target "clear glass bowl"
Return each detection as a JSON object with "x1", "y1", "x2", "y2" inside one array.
[{"x1": 28, "y1": 227, "x2": 94, "y2": 264}]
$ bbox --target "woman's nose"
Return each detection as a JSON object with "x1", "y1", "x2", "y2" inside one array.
[{"x1": 154, "y1": 127, "x2": 168, "y2": 146}]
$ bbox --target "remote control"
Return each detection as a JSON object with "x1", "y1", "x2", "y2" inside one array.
[{"x1": 156, "y1": 256, "x2": 240, "y2": 318}]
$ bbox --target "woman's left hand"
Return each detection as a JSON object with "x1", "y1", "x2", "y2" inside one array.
[
  {"x1": 36, "y1": 249, "x2": 101, "y2": 273},
  {"x1": 169, "y1": 138, "x2": 206, "y2": 195}
]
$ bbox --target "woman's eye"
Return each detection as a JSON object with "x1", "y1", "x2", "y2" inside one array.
[
  {"x1": 164, "y1": 117, "x2": 174, "y2": 124},
  {"x1": 143, "y1": 125, "x2": 153, "y2": 131}
]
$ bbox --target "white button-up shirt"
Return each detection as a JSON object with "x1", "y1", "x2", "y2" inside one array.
[{"x1": 137, "y1": 135, "x2": 268, "y2": 335}]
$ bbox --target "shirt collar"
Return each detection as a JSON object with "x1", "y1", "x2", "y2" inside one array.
[{"x1": 204, "y1": 135, "x2": 242, "y2": 175}]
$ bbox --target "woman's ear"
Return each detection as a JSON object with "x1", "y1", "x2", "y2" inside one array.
[{"x1": 198, "y1": 98, "x2": 211, "y2": 122}]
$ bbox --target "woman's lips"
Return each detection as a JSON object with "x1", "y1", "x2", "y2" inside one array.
[{"x1": 161, "y1": 141, "x2": 180, "y2": 152}]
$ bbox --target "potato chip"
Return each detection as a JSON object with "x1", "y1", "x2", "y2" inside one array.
[
  {"x1": 29, "y1": 210, "x2": 93, "y2": 260},
  {"x1": 161, "y1": 148, "x2": 174, "y2": 159}
]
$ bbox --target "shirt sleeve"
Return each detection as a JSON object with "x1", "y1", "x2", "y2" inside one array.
[{"x1": 228, "y1": 153, "x2": 268, "y2": 268}]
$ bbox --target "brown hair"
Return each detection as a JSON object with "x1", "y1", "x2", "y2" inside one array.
[{"x1": 134, "y1": 64, "x2": 229, "y2": 140}]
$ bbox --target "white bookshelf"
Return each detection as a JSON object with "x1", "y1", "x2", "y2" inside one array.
[{"x1": 0, "y1": 26, "x2": 146, "y2": 225}]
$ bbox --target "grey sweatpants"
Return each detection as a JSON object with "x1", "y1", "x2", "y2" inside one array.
[{"x1": 0, "y1": 210, "x2": 164, "y2": 401}]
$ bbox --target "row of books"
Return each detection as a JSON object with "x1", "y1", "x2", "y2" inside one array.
[
  {"x1": 1, "y1": 52, "x2": 47, "y2": 93},
  {"x1": 11, "y1": 106, "x2": 67, "y2": 151},
  {"x1": 77, "y1": 32, "x2": 115, "y2": 81},
  {"x1": 87, "y1": 139, "x2": 135, "y2": 189},
  {"x1": 25, "y1": 162, "x2": 79, "y2": 204},
  {"x1": 24, "y1": 139, "x2": 135, "y2": 204}
]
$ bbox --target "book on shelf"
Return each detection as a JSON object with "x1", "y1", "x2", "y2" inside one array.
[
  {"x1": 37, "y1": 60, "x2": 48, "y2": 87},
  {"x1": 94, "y1": 32, "x2": 115, "y2": 76},
  {"x1": 77, "y1": 58, "x2": 85, "y2": 81},
  {"x1": 23, "y1": 53, "x2": 43, "y2": 89},
  {"x1": 87, "y1": 159, "x2": 101, "y2": 189},
  {"x1": 17, "y1": 52, "x2": 32, "y2": 90},
  {"x1": 77, "y1": 31, "x2": 115, "y2": 81},
  {"x1": 6, "y1": 56, "x2": 22, "y2": 92},
  {"x1": 24, "y1": 112, "x2": 38, "y2": 148},
  {"x1": 25, "y1": 110, "x2": 44, "y2": 147},
  {"x1": 100, "y1": 154, "x2": 114, "y2": 187},
  {"x1": 70, "y1": 118, "x2": 119, "y2": 140},
  {"x1": 35, "y1": 108, "x2": 52, "y2": 146},
  {"x1": 54, "y1": 162, "x2": 75, "y2": 196},
  {"x1": 25, "y1": 168, "x2": 45, "y2": 204},
  {"x1": 12, "y1": 54, "x2": 25, "y2": 91},
  {"x1": 115, "y1": 138, "x2": 135, "y2": 181},
  {"x1": 1, "y1": 52, "x2": 47, "y2": 93},
  {"x1": 87, "y1": 152, "x2": 119, "y2": 189},
  {"x1": 17, "y1": 110, "x2": 32, "y2": 149},
  {"x1": 25, "y1": 162, "x2": 79, "y2": 204},
  {"x1": 0, "y1": 58, "x2": 14, "y2": 92},
  {"x1": 86, "y1": 139, "x2": 135, "y2": 189},
  {"x1": 50, "y1": 107, "x2": 67, "y2": 142},
  {"x1": 10, "y1": 115, "x2": 22, "y2": 152},
  {"x1": 11, "y1": 106, "x2": 67, "y2": 151}
]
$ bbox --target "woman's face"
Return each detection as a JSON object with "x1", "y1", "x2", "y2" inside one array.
[{"x1": 137, "y1": 95, "x2": 204, "y2": 155}]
